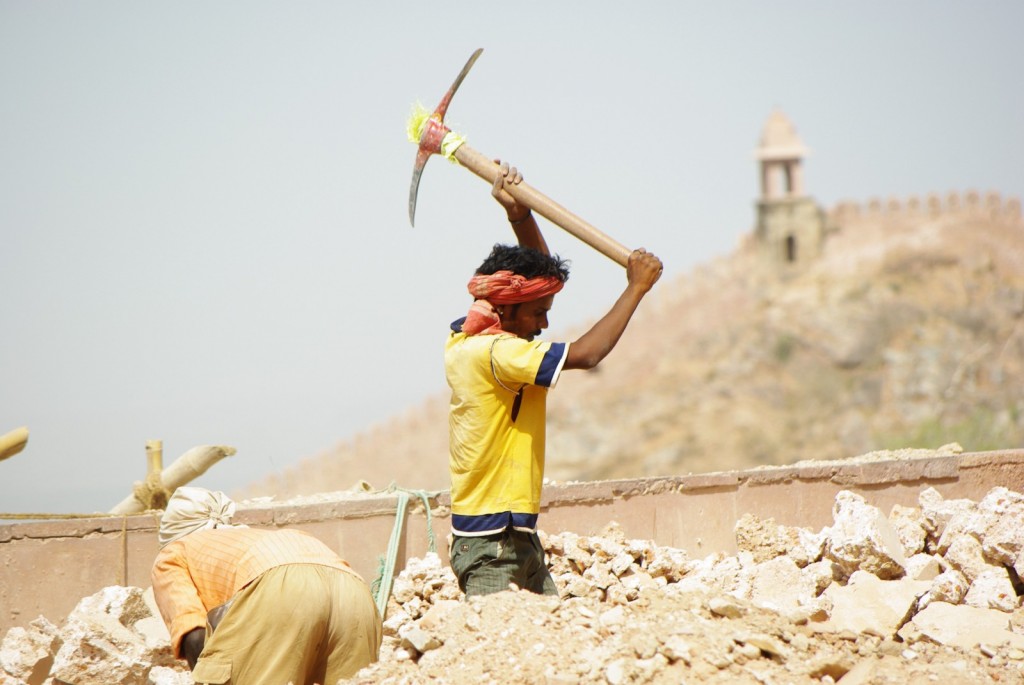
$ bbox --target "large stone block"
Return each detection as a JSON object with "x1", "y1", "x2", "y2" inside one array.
[
  {"x1": 48, "y1": 586, "x2": 181, "y2": 685},
  {"x1": 824, "y1": 491, "x2": 907, "y2": 579},
  {"x1": 900, "y1": 601, "x2": 1024, "y2": 650},
  {"x1": 963, "y1": 566, "x2": 1020, "y2": 613},
  {"x1": 888, "y1": 504, "x2": 927, "y2": 557},
  {"x1": 813, "y1": 571, "x2": 930, "y2": 637},
  {"x1": 0, "y1": 618, "x2": 57, "y2": 685},
  {"x1": 918, "y1": 487, "x2": 975, "y2": 552}
]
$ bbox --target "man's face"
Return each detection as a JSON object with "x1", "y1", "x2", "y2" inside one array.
[{"x1": 499, "y1": 295, "x2": 554, "y2": 342}]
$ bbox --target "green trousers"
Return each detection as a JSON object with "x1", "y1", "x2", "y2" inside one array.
[{"x1": 450, "y1": 528, "x2": 558, "y2": 597}]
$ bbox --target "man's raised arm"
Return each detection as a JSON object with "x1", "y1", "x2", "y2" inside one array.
[
  {"x1": 564, "y1": 248, "x2": 662, "y2": 370},
  {"x1": 490, "y1": 162, "x2": 549, "y2": 255}
]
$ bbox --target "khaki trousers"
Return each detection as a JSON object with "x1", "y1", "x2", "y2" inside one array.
[{"x1": 191, "y1": 564, "x2": 382, "y2": 685}]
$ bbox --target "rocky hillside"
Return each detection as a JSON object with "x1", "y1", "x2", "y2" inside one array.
[{"x1": 243, "y1": 201, "x2": 1024, "y2": 499}]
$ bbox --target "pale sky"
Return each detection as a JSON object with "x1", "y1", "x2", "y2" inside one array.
[{"x1": 2, "y1": 2, "x2": 1022, "y2": 514}]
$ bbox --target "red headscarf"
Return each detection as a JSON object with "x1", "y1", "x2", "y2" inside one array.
[{"x1": 462, "y1": 270, "x2": 564, "y2": 335}]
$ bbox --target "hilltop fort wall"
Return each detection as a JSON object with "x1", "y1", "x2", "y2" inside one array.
[{"x1": 829, "y1": 190, "x2": 1023, "y2": 227}]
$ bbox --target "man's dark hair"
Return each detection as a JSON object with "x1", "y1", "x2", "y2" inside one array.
[{"x1": 475, "y1": 244, "x2": 570, "y2": 282}]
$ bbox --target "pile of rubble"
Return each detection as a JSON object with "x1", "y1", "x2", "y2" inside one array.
[
  {"x1": 360, "y1": 485, "x2": 1024, "y2": 684},
  {"x1": 0, "y1": 586, "x2": 188, "y2": 685},
  {"x1": 4, "y1": 486, "x2": 1024, "y2": 684}
]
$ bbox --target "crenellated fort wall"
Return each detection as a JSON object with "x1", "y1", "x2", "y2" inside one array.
[{"x1": 828, "y1": 190, "x2": 1022, "y2": 227}]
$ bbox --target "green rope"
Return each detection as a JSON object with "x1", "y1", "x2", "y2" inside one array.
[
  {"x1": 370, "y1": 483, "x2": 441, "y2": 618},
  {"x1": 400, "y1": 488, "x2": 437, "y2": 555},
  {"x1": 372, "y1": 491, "x2": 409, "y2": 618}
]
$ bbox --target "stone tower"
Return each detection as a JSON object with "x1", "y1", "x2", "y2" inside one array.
[{"x1": 754, "y1": 110, "x2": 825, "y2": 269}]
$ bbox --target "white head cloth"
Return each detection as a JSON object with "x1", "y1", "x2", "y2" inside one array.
[{"x1": 158, "y1": 486, "x2": 239, "y2": 547}]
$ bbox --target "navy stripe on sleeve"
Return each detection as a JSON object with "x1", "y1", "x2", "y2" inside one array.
[{"x1": 534, "y1": 342, "x2": 567, "y2": 387}]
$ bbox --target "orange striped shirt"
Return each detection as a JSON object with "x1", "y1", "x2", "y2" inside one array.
[{"x1": 150, "y1": 527, "x2": 359, "y2": 657}]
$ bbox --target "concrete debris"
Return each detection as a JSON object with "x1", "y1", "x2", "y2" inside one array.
[
  {"x1": 918, "y1": 486, "x2": 976, "y2": 550},
  {"x1": 888, "y1": 503, "x2": 928, "y2": 557},
  {"x1": 734, "y1": 513, "x2": 824, "y2": 567},
  {"x1": 3, "y1": 487, "x2": 1024, "y2": 684},
  {"x1": 812, "y1": 571, "x2": 931, "y2": 637},
  {"x1": 903, "y1": 552, "x2": 942, "y2": 581},
  {"x1": 965, "y1": 566, "x2": 1020, "y2": 613},
  {"x1": 899, "y1": 601, "x2": 1024, "y2": 652},
  {"x1": 824, "y1": 490, "x2": 908, "y2": 580},
  {"x1": 1, "y1": 587, "x2": 186, "y2": 685},
  {"x1": 943, "y1": 532, "x2": 990, "y2": 584},
  {"x1": 0, "y1": 617, "x2": 57, "y2": 684},
  {"x1": 918, "y1": 568, "x2": 970, "y2": 610}
]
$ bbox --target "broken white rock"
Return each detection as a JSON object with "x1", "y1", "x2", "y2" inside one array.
[
  {"x1": 619, "y1": 569, "x2": 658, "y2": 595},
  {"x1": 669, "y1": 553, "x2": 740, "y2": 596},
  {"x1": 149, "y1": 665, "x2": 193, "y2": 685},
  {"x1": 398, "y1": 625, "x2": 442, "y2": 654},
  {"x1": 743, "y1": 555, "x2": 836, "y2": 618},
  {"x1": 975, "y1": 487, "x2": 1024, "y2": 570},
  {"x1": 0, "y1": 617, "x2": 58, "y2": 682},
  {"x1": 899, "y1": 601, "x2": 1024, "y2": 651},
  {"x1": 888, "y1": 504, "x2": 927, "y2": 557},
  {"x1": 918, "y1": 568, "x2": 969, "y2": 610},
  {"x1": 963, "y1": 566, "x2": 1020, "y2": 612},
  {"x1": 814, "y1": 571, "x2": 931, "y2": 637},
  {"x1": 734, "y1": 513, "x2": 824, "y2": 567},
  {"x1": 746, "y1": 555, "x2": 805, "y2": 612},
  {"x1": 50, "y1": 586, "x2": 181, "y2": 685},
  {"x1": 599, "y1": 606, "x2": 626, "y2": 629},
  {"x1": 658, "y1": 635, "x2": 692, "y2": 664},
  {"x1": 943, "y1": 533, "x2": 990, "y2": 583},
  {"x1": 918, "y1": 487, "x2": 976, "y2": 552},
  {"x1": 708, "y1": 596, "x2": 747, "y2": 619},
  {"x1": 741, "y1": 632, "x2": 788, "y2": 659},
  {"x1": 903, "y1": 553, "x2": 942, "y2": 581},
  {"x1": 825, "y1": 490, "x2": 908, "y2": 580}
]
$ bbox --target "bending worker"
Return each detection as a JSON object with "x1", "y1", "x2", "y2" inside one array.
[
  {"x1": 446, "y1": 163, "x2": 663, "y2": 597},
  {"x1": 150, "y1": 486, "x2": 382, "y2": 684}
]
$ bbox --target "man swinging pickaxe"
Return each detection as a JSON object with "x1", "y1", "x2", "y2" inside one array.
[
  {"x1": 407, "y1": 48, "x2": 635, "y2": 267},
  {"x1": 414, "y1": 51, "x2": 663, "y2": 599}
]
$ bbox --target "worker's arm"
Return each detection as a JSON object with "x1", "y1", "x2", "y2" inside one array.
[
  {"x1": 491, "y1": 162, "x2": 549, "y2": 255},
  {"x1": 182, "y1": 627, "x2": 205, "y2": 670},
  {"x1": 564, "y1": 248, "x2": 663, "y2": 370},
  {"x1": 150, "y1": 545, "x2": 208, "y2": 663}
]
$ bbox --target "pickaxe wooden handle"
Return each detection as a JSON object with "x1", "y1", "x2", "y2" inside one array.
[
  {"x1": 452, "y1": 146, "x2": 631, "y2": 266},
  {"x1": 408, "y1": 49, "x2": 632, "y2": 268}
]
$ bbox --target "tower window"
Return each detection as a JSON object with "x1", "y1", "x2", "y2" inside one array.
[{"x1": 785, "y1": 235, "x2": 797, "y2": 262}]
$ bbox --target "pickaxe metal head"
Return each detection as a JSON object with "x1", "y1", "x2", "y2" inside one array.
[
  {"x1": 407, "y1": 48, "x2": 483, "y2": 226},
  {"x1": 405, "y1": 50, "x2": 636, "y2": 267}
]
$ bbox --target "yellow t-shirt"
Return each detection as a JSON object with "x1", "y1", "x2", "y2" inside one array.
[{"x1": 445, "y1": 323, "x2": 569, "y2": 535}]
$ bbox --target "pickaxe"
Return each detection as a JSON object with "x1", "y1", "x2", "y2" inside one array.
[{"x1": 407, "y1": 48, "x2": 632, "y2": 267}]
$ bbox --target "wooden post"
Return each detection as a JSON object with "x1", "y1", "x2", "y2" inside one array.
[
  {"x1": 0, "y1": 426, "x2": 29, "y2": 463},
  {"x1": 108, "y1": 444, "x2": 237, "y2": 515},
  {"x1": 146, "y1": 439, "x2": 163, "y2": 478}
]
